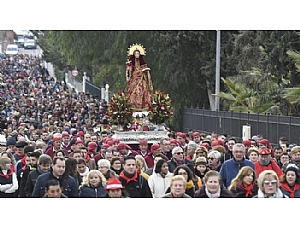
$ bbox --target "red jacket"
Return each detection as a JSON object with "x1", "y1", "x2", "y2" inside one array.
[
  {"x1": 254, "y1": 159, "x2": 283, "y2": 178},
  {"x1": 145, "y1": 154, "x2": 154, "y2": 169},
  {"x1": 93, "y1": 153, "x2": 104, "y2": 164}
]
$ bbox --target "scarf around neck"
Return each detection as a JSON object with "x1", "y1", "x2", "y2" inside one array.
[
  {"x1": 208, "y1": 161, "x2": 222, "y2": 171},
  {"x1": 119, "y1": 170, "x2": 137, "y2": 183},
  {"x1": 0, "y1": 169, "x2": 13, "y2": 179},
  {"x1": 186, "y1": 179, "x2": 195, "y2": 190},
  {"x1": 205, "y1": 186, "x2": 221, "y2": 198},
  {"x1": 257, "y1": 188, "x2": 285, "y2": 198},
  {"x1": 280, "y1": 183, "x2": 300, "y2": 198},
  {"x1": 239, "y1": 183, "x2": 254, "y2": 197}
]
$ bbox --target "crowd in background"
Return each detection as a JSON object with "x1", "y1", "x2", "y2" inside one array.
[{"x1": 1, "y1": 53, "x2": 299, "y2": 198}]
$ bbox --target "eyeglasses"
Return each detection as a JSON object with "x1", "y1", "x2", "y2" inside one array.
[
  {"x1": 176, "y1": 152, "x2": 184, "y2": 155},
  {"x1": 263, "y1": 180, "x2": 277, "y2": 185},
  {"x1": 178, "y1": 172, "x2": 187, "y2": 175},
  {"x1": 207, "y1": 157, "x2": 215, "y2": 160}
]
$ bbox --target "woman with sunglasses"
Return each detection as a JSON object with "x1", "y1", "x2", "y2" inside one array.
[
  {"x1": 207, "y1": 150, "x2": 222, "y2": 172},
  {"x1": 253, "y1": 170, "x2": 288, "y2": 198}
]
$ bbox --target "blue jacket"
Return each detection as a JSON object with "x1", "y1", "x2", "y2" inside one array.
[
  {"x1": 32, "y1": 172, "x2": 78, "y2": 198},
  {"x1": 220, "y1": 158, "x2": 255, "y2": 188},
  {"x1": 79, "y1": 184, "x2": 107, "y2": 198}
]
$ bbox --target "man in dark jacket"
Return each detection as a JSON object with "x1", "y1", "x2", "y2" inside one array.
[
  {"x1": 167, "y1": 146, "x2": 194, "y2": 173},
  {"x1": 119, "y1": 156, "x2": 152, "y2": 198},
  {"x1": 31, "y1": 157, "x2": 78, "y2": 197},
  {"x1": 19, "y1": 151, "x2": 41, "y2": 197},
  {"x1": 25, "y1": 154, "x2": 52, "y2": 197}
]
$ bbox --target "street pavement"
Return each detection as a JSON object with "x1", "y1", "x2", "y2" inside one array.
[{"x1": 18, "y1": 45, "x2": 43, "y2": 57}]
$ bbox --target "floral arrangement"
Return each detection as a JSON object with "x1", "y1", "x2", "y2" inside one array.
[
  {"x1": 148, "y1": 90, "x2": 173, "y2": 125},
  {"x1": 107, "y1": 92, "x2": 133, "y2": 128}
]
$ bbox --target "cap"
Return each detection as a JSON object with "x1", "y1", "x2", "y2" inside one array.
[
  {"x1": 75, "y1": 139, "x2": 83, "y2": 145},
  {"x1": 62, "y1": 131, "x2": 70, "y2": 137},
  {"x1": 52, "y1": 136, "x2": 61, "y2": 142},
  {"x1": 259, "y1": 139, "x2": 270, "y2": 148},
  {"x1": 192, "y1": 132, "x2": 200, "y2": 137},
  {"x1": 211, "y1": 139, "x2": 224, "y2": 147},
  {"x1": 117, "y1": 143, "x2": 130, "y2": 151},
  {"x1": 6, "y1": 137, "x2": 16, "y2": 146},
  {"x1": 88, "y1": 142, "x2": 98, "y2": 150},
  {"x1": 285, "y1": 163, "x2": 299, "y2": 174},
  {"x1": 200, "y1": 143, "x2": 210, "y2": 149},
  {"x1": 139, "y1": 140, "x2": 148, "y2": 146},
  {"x1": 105, "y1": 177, "x2": 124, "y2": 190},
  {"x1": 258, "y1": 149, "x2": 271, "y2": 155},
  {"x1": 112, "y1": 139, "x2": 120, "y2": 144},
  {"x1": 195, "y1": 157, "x2": 207, "y2": 166},
  {"x1": 176, "y1": 132, "x2": 186, "y2": 139},
  {"x1": 151, "y1": 143, "x2": 160, "y2": 151},
  {"x1": 101, "y1": 144, "x2": 109, "y2": 149},
  {"x1": 15, "y1": 141, "x2": 28, "y2": 148},
  {"x1": 242, "y1": 140, "x2": 251, "y2": 147},
  {"x1": 77, "y1": 131, "x2": 84, "y2": 137},
  {"x1": 169, "y1": 139, "x2": 178, "y2": 145}
]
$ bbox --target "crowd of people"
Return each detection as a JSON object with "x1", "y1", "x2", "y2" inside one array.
[{"x1": 1, "y1": 53, "x2": 300, "y2": 198}]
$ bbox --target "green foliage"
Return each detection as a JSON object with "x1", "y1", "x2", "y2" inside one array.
[
  {"x1": 39, "y1": 30, "x2": 300, "y2": 129},
  {"x1": 214, "y1": 75, "x2": 281, "y2": 114}
]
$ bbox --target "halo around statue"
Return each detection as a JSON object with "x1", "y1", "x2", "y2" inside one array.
[{"x1": 127, "y1": 43, "x2": 146, "y2": 56}]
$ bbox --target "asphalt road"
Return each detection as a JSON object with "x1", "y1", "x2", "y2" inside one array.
[{"x1": 18, "y1": 45, "x2": 43, "y2": 57}]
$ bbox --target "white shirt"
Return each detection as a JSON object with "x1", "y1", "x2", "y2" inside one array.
[{"x1": 148, "y1": 172, "x2": 173, "y2": 198}]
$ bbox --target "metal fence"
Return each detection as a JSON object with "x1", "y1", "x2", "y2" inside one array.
[
  {"x1": 64, "y1": 71, "x2": 109, "y2": 101},
  {"x1": 65, "y1": 71, "x2": 83, "y2": 93},
  {"x1": 183, "y1": 108, "x2": 300, "y2": 146},
  {"x1": 85, "y1": 79, "x2": 102, "y2": 99}
]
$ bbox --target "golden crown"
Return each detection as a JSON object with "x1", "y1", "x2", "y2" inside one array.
[{"x1": 127, "y1": 43, "x2": 146, "y2": 56}]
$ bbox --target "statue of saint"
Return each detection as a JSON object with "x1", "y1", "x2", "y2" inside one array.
[{"x1": 125, "y1": 44, "x2": 153, "y2": 112}]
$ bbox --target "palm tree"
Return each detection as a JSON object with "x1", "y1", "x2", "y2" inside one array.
[
  {"x1": 214, "y1": 73, "x2": 281, "y2": 114},
  {"x1": 283, "y1": 51, "x2": 300, "y2": 104}
]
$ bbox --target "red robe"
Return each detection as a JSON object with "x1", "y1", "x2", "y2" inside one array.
[{"x1": 254, "y1": 160, "x2": 283, "y2": 178}]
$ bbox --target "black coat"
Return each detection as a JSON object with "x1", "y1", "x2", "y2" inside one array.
[
  {"x1": 19, "y1": 165, "x2": 36, "y2": 197},
  {"x1": 32, "y1": 172, "x2": 78, "y2": 198},
  {"x1": 194, "y1": 185, "x2": 233, "y2": 198},
  {"x1": 119, "y1": 174, "x2": 152, "y2": 198},
  {"x1": 230, "y1": 185, "x2": 259, "y2": 198},
  {"x1": 167, "y1": 158, "x2": 194, "y2": 173},
  {"x1": 25, "y1": 169, "x2": 46, "y2": 198},
  {"x1": 79, "y1": 183, "x2": 107, "y2": 198}
]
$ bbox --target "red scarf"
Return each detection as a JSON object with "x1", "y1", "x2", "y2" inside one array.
[
  {"x1": 18, "y1": 156, "x2": 27, "y2": 171},
  {"x1": 241, "y1": 183, "x2": 254, "y2": 197},
  {"x1": 119, "y1": 171, "x2": 138, "y2": 183},
  {"x1": 186, "y1": 155, "x2": 193, "y2": 160},
  {"x1": 0, "y1": 170, "x2": 13, "y2": 179},
  {"x1": 280, "y1": 183, "x2": 300, "y2": 198},
  {"x1": 85, "y1": 155, "x2": 90, "y2": 163},
  {"x1": 17, "y1": 153, "x2": 25, "y2": 160}
]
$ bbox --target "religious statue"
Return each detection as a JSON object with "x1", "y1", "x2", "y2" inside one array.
[{"x1": 125, "y1": 44, "x2": 153, "y2": 112}]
